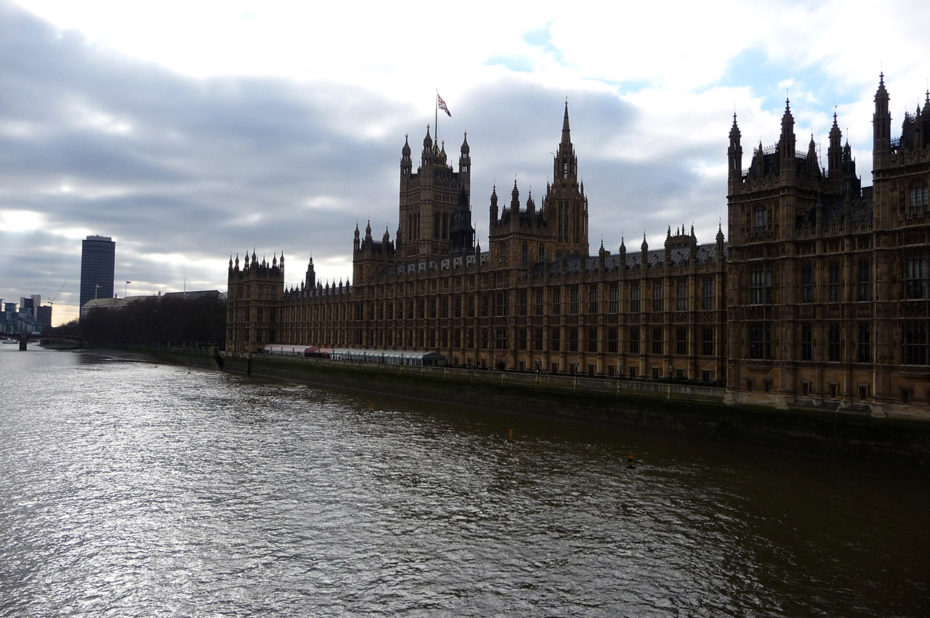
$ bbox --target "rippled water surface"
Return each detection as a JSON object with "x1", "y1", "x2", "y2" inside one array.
[{"x1": 1, "y1": 347, "x2": 928, "y2": 616}]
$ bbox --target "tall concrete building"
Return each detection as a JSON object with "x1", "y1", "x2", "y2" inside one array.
[{"x1": 80, "y1": 235, "x2": 115, "y2": 310}]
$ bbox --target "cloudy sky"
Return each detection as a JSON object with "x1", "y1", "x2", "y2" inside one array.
[{"x1": 2, "y1": 0, "x2": 928, "y2": 325}]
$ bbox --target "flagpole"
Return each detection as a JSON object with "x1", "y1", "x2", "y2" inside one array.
[{"x1": 434, "y1": 89, "x2": 438, "y2": 143}]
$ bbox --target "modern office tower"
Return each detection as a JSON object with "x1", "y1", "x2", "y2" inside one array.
[{"x1": 79, "y1": 235, "x2": 115, "y2": 310}]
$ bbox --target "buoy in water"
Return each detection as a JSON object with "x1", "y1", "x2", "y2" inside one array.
[
  {"x1": 508, "y1": 428, "x2": 514, "y2": 441},
  {"x1": 626, "y1": 452, "x2": 636, "y2": 469}
]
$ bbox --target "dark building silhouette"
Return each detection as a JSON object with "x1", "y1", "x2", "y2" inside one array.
[{"x1": 80, "y1": 235, "x2": 115, "y2": 311}]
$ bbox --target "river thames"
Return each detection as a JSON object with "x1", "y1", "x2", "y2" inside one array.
[{"x1": 1, "y1": 346, "x2": 928, "y2": 616}]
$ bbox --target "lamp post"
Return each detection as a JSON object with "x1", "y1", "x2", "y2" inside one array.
[{"x1": 94, "y1": 284, "x2": 100, "y2": 300}]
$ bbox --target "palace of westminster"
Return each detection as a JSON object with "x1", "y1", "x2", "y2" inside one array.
[{"x1": 227, "y1": 75, "x2": 930, "y2": 417}]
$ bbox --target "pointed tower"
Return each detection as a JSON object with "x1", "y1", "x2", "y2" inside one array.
[
  {"x1": 779, "y1": 98, "x2": 797, "y2": 181},
  {"x1": 305, "y1": 257, "x2": 316, "y2": 290},
  {"x1": 828, "y1": 112, "x2": 843, "y2": 180},
  {"x1": 396, "y1": 127, "x2": 472, "y2": 261},
  {"x1": 543, "y1": 101, "x2": 589, "y2": 257},
  {"x1": 873, "y1": 73, "x2": 891, "y2": 171},
  {"x1": 728, "y1": 114, "x2": 743, "y2": 195}
]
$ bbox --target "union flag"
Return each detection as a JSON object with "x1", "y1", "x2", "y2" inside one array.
[{"x1": 437, "y1": 93, "x2": 451, "y2": 117}]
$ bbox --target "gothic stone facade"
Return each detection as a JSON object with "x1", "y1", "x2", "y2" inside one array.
[
  {"x1": 227, "y1": 78, "x2": 930, "y2": 417},
  {"x1": 726, "y1": 75, "x2": 930, "y2": 415},
  {"x1": 228, "y1": 104, "x2": 728, "y2": 384}
]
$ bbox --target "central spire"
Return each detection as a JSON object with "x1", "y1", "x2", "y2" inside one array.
[{"x1": 561, "y1": 99, "x2": 571, "y2": 147}]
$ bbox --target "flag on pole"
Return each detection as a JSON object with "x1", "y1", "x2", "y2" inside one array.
[{"x1": 437, "y1": 93, "x2": 451, "y2": 117}]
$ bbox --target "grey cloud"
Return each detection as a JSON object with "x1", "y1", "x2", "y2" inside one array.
[{"x1": 0, "y1": 4, "x2": 729, "y2": 322}]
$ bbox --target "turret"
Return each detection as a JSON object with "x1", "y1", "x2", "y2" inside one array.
[
  {"x1": 828, "y1": 112, "x2": 843, "y2": 178},
  {"x1": 727, "y1": 113, "x2": 742, "y2": 192},
  {"x1": 305, "y1": 257, "x2": 315, "y2": 289},
  {"x1": 421, "y1": 126, "x2": 433, "y2": 166},
  {"x1": 459, "y1": 133, "x2": 471, "y2": 183},
  {"x1": 873, "y1": 73, "x2": 891, "y2": 170},
  {"x1": 779, "y1": 98, "x2": 796, "y2": 178},
  {"x1": 509, "y1": 180, "x2": 520, "y2": 228},
  {"x1": 401, "y1": 134, "x2": 412, "y2": 178},
  {"x1": 716, "y1": 222, "x2": 725, "y2": 261},
  {"x1": 489, "y1": 185, "x2": 499, "y2": 224}
]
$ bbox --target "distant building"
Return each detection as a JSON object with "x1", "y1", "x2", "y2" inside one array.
[
  {"x1": 36, "y1": 305, "x2": 52, "y2": 331},
  {"x1": 0, "y1": 298, "x2": 47, "y2": 336},
  {"x1": 80, "y1": 235, "x2": 115, "y2": 311},
  {"x1": 80, "y1": 290, "x2": 226, "y2": 319}
]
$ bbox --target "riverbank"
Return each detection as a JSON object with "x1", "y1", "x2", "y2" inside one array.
[{"x1": 130, "y1": 347, "x2": 930, "y2": 468}]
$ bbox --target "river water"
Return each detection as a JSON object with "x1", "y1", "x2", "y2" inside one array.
[{"x1": 1, "y1": 346, "x2": 928, "y2": 617}]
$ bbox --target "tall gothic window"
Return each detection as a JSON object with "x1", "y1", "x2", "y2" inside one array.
[
  {"x1": 857, "y1": 260, "x2": 871, "y2": 302},
  {"x1": 828, "y1": 323, "x2": 841, "y2": 361},
  {"x1": 676, "y1": 281, "x2": 688, "y2": 311},
  {"x1": 676, "y1": 327, "x2": 687, "y2": 355},
  {"x1": 630, "y1": 284, "x2": 641, "y2": 313},
  {"x1": 552, "y1": 288, "x2": 561, "y2": 315},
  {"x1": 652, "y1": 327, "x2": 663, "y2": 354},
  {"x1": 801, "y1": 265, "x2": 814, "y2": 303},
  {"x1": 801, "y1": 324, "x2": 813, "y2": 361},
  {"x1": 857, "y1": 323, "x2": 871, "y2": 363},
  {"x1": 753, "y1": 208, "x2": 769, "y2": 234},
  {"x1": 749, "y1": 269, "x2": 772, "y2": 304},
  {"x1": 653, "y1": 282, "x2": 664, "y2": 312},
  {"x1": 629, "y1": 327, "x2": 640, "y2": 354},
  {"x1": 607, "y1": 327, "x2": 618, "y2": 353},
  {"x1": 702, "y1": 327, "x2": 714, "y2": 356},
  {"x1": 609, "y1": 284, "x2": 619, "y2": 313},
  {"x1": 749, "y1": 322, "x2": 772, "y2": 359},
  {"x1": 903, "y1": 322, "x2": 928, "y2": 365},
  {"x1": 828, "y1": 263, "x2": 842, "y2": 303},
  {"x1": 910, "y1": 182, "x2": 929, "y2": 215},
  {"x1": 588, "y1": 286, "x2": 598, "y2": 314},
  {"x1": 904, "y1": 257, "x2": 928, "y2": 299},
  {"x1": 702, "y1": 279, "x2": 714, "y2": 310}
]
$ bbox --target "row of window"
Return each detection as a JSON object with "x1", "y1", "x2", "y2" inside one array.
[
  {"x1": 749, "y1": 256, "x2": 930, "y2": 304},
  {"x1": 323, "y1": 325, "x2": 719, "y2": 356},
  {"x1": 746, "y1": 321, "x2": 929, "y2": 365},
  {"x1": 348, "y1": 280, "x2": 720, "y2": 319}
]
